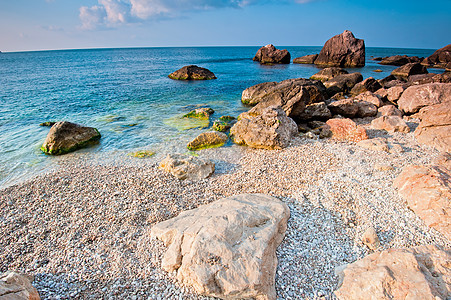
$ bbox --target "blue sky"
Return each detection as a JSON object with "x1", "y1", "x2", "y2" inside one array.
[{"x1": 1, "y1": 0, "x2": 450, "y2": 52}]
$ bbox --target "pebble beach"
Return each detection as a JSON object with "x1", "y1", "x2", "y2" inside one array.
[{"x1": 1, "y1": 117, "x2": 449, "y2": 299}]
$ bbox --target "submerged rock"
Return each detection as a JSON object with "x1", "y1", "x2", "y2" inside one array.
[
  {"x1": 293, "y1": 54, "x2": 318, "y2": 64},
  {"x1": 378, "y1": 55, "x2": 421, "y2": 66},
  {"x1": 41, "y1": 121, "x2": 101, "y2": 155},
  {"x1": 39, "y1": 121, "x2": 56, "y2": 127},
  {"x1": 159, "y1": 153, "x2": 214, "y2": 181},
  {"x1": 253, "y1": 44, "x2": 291, "y2": 64},
  {"x1": 187, "y1": 131, "x2": 228, "y2": 150},
  {"x1": 168, "y1": 65, "x2": 216, "y2": 80},
  {"x1": 151, "y1": 193, "x2": 290, "y2": 300},
  {"x1": 183, "y1": 107, "x2": 214, "y2": 120}
]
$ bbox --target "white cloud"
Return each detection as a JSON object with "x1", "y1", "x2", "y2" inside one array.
[{"x1": 79, "y1": 5, "x2": 107, "y2": 30}]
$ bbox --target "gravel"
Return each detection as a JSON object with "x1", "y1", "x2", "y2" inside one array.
[{"x1": 1, "y1": 118, "x2": 449, "y2": 299}]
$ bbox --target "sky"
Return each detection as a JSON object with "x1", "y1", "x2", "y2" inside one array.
[{"x1": 0, "y1": 0, "x2": 450, "y2": 52}]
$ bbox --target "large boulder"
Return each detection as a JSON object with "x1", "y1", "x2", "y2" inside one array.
[
  {"x1": 349, "y1": 77, "x2": 382, "y2": 96},
  {"x1": 310, "y1": 67, "x2": 348, "y2": 82},
  {"x1": 40, "y1": 121, "x2": 101, "y2": 155},
  {"x1": 159, "y1": 154, "x2": 215, "y2": 181},
  {"x1": 187, "y1": 131, "x2": 228, "y2": 150},
  {"x1": 394, "y1": 161, "x2": 451, "y2": 240},
  {"x1": 377, "y1": 105, "x2": 403, "y2": 117},
  {"x1": 422, "y1": 44, "x2": 451, "y2": 68},
  {"x1": 323, "y1": 72, "x2": 363, "y2": 96},
  {"x1": 328, "y1": 98, "x2": 377, "y2": 118},
  {"x1": 151, "y1": 194, "x2": 290, "y2": 300},
  {"x1": 0, "y1": 271, "x2": 40, "y2": 300},
  {"x1": 397, "y1": 83, "x2": 451, "y2": 114},
  {"x1": 168, "y1": 65, "x2": 216, "y2": 80},
  {"x1": 391, "y1": 62, "x2": 428, "y2": 80},
  {"x1": 378, "y1": 55, "x2": 421, "y2": 66},
  {"x1": 371, "y1": 116, "x2": 410, "y2": 133},
  {"x1": 230, "y1": 106, "x2": 298, "y2": 150},
  {"x1": 253, "y1": 44, "x2": 291, "y2": 64},
  {"x1": 293, "y1": 54, "x2": 318, "y2": 64},
  {"x1": 386, "y1": 85, "x2": 406, "y2": 103},
  {"x1": 354, "y1": 91, "x2": 383, "y2": 107},
  {"x1": 334, "y1": 245, "x2": 451, "y2": 300},
  {"x1": 241, "y1": 78, "x2": 327, "y2": 120},
  {"x1": 297, "y1": 102, "x2": 332, "y2": 121},
  {"x1": 314, "y1": 30, "x2": 365, "y2": 67},
  {"x1": 415, "y1": 101, "x2": 451, "y2": 152},
  {"x1": 325, "y1": 118, "x2": 368, "y2": 142}
]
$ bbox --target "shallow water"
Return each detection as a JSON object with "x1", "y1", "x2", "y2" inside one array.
[{"x1": 0, "y1": 46, "x2": 437, "y2": 187}]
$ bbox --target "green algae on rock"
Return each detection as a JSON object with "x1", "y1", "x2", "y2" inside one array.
[
  {"x1": 183, "y1": 107, "x2": 214, "y2": 120},
  {"x1": 164, "y1": 114, "x2": 210, "y2": 131},
  {"x1": 187, "y1": 131, "x2": 228, "y2": 151},
  {"x1": 128, "y1": 150, "x2": 155, "y2": 158}
]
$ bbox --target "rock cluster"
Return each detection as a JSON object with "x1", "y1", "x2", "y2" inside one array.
[
  {"x1": 168, "y1": 65, "x2": 216, "y2": 80},
  {"x1": 253, "y1": 44, "x2": 291, "y2": 64},
  {"x1": 422, "y1": 43, "x2": 451, "y2": 69}
]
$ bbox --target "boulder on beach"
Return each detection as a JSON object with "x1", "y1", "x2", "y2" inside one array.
[
  {"x1": 314, "y1": 30, "x2": 365, "y2": 67},
  {"x1": 391, "y1": 62, "x2": 428, "y2": 80},
  {"x1": 323, "y1": 72, "x2": 363, "y2": 96},
  {"x1": 334, "y1": 245, "x2": 451, "y2": 300},
  {"x1": 378, "y1": 105, "x2": 403, "y2": 117},
  {"x1": 310, "y1": 67, "x2": 348, "y2": 82},
  {"x1": 297, "y1": 102, "x2": 332, "y2": 121},
  {"x1": 187, "y1": 131, "x2": 228, "y2": 150},
  {"x1": 293, "y1": 54, "x2": 318, "y2": 64},
  {"x1": 325, "y1": 118, "x2": 368, "y2": 142},
  {"x1": 159, "y1": 153, "x2": 214, "y2": 181},
  {"x1": 349, "y1": 77, "x2": 382, "y2": 96},
  {"x1": 422, "y1": 44, "x2": 451, "y2": 68},
  {"x1": 397, "y1": 83, "x2": 451, "y2": 114},
  {"x1": 328, "y1": 98, "x2": 377, "y2": 118},
  {"x1": 168, "y1": 65, "x2": 216, "y2": 80},
  {"x1": 0, "y1": 271, "x2": 40, "y2": 300},
  {"x1": 41, "y1": 121, "x2": 101, "y2": 155},
  {"x1": 230, "y1": 106, "x2": 298, "y2": 150},
  {"x1": 354, "y1": 91, "x2": 383, "y2": 107},
  {"x1": 371, "y1": 116, "x2": 410, "y2": 133},
  {"x1": 151, "y1": 193, "x2": 290, "y2": 300},
  {"x1": 253, "y1": 44, "x2": 291, "y2": 64}
]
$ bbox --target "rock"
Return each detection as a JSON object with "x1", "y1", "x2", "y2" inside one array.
[
  {"x1": 128, "y1": 150, "x2": 155, "y2": 158},
  {"x1": 431, "y1": 72, "x2": 451, "y2": 83},
  {"x1": 297, "y1": 102, "x2": 332, "y2": 121},
  {"x1": 159, "y1": 154, "x2": 215, "y2": 181},
  {"x1": 354, "y1": 91, "x2": 383, "y2": 107},
  {"x1": 394, "y1": 164, "x2": 451, "y2": 240},
  {"x1": 187, "y1": 131, "x2": 228, "y2": 150},
  {"x1": 378, "y1": 55, "x2": 415, "y2": 66},
  {"x1": 408, "y1": 73, "x2": 437, "y2": 85},
  {"x1": 397, "y1": 83, "x2": 451, "y2": 114},
  {"x1": 212, "y1": 121, "x2": 230, "y2": 132},
  {"x1": 253, "y1": 44, "x2": 291, "y2": 64},
  {"x1": 168, "y1": 65, "x2": 216, "y2": 80},
  {"x1": 361, "y1": 227, "x2": 380, "y2": 250},
  {"x1": 386, "y1": 85, "x2": 406, "y2": 103},
  {"x1": 414, "y1": 101, "x2": 451, "y2": 152},
  {"x1": 391, "y1": 62, "x2": 428, "y2": 80},
  {"x1": 230, "y1": 106, "x2": 298, "y2": 150},
  {"x1": 325, "y1": 118, "x2": 368, "y2": 142},
  {"x1": 357, "y1": 138, "x2": 389, "y2": 152},
  {"x1": 334, "y1": 245, "x2": 451, "y2": 300},
  {"x1": 293, "y1": 54, "x2": 318, "y2": 64},
  {"x1": 371, "y1": 116, "x2": 410, "y2": 133},
  {"x1": 323, "y1": 73, "x2": 363, "y2": 96},
  {"x1": 328, "y1": 99, "x2": 359, "y2": 118},
  {"x1": 183, "y1": 107, "x2": 214, "y2": 119},
  {"x1": 355, "y1": 101, "x2": 378, "y2": 118},
  {"x1": 422, "y1": 44, "x2": 451, "y2": 68},
  {"x1": 350, "y1": 77, "x2": 382, "y2": 96},
  {"x1": 310, "y1": 67, "x2": 348, "y2": 82},
  {"x1": 377, "y1": 105, "x2": 403, "y2": 117},
  {"x1": 374, "y1": 88, "x2": 388, "y2": 100},
  {"x1": 241, "y1": 78, "x2": 327, "y2": 120},
  {"x1": 40, "y1": 121, "x2": 101, "y2": 155},
  {"x1": 39, "y1": 121, "x2": 56, "y2": 127},
  {"x1": 379, "y1": 75, "x2": 408, "y2": 89},
  {"x1": 0, "y1": 271, "x2": 40, "y2": 300},
  {"x1": 314, "y1": 30, "x2": 365, "y2": 67},
  {"x1": 372, "y1": 57, "x2": 383, "y2": 61},
  {"x1": 150, "y1": 194, "x2": 290, "y2": 300}
]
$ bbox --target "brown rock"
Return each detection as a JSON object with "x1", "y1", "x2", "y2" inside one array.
[
  {"x1": 354, "y1": 91, "x2": 383, "y2": 107},
  {"x1": 325, "y1": 118, "x2": 368, "y2": 142},
  {"x1": 297, "y1": 102, "x2": 332, "y2": 121},
  {"x1": 230, "y1": 106, "x2": 298, "y2": 150},
  {"x1": 386, "y1": 85, "x2": 406, "y2": 103},
  {"x1": 391, "y1": 62, "x2": 428, "y2": 80},
  {"x1": 324, "y1": 72, "x2": 363, "y2": 96},
  {"x1": 415, "y1": 101, "x2": 451, "y2": 152},
  {"x1": 315, "y1": 30, "x2": 365, "y2": 67},
  {"x1": 241, "y1": 81, "x2": 278, "y2": 106},
  {"x1": 0, "y1": 271, "x2": 40, "y2": 300},
  {"x1": 397, "y1": 83, "x2": 451, "y2": 114},
  {"x1": 378, "y1": 55, "x2": 421, "y2": 66},
  {"x1": 361, "y1": 227, "x2": 380, "y2": 250},
  {"x1": 432, "y1": 72, "x2": 451, "y2": 83},
  {"x1": 408, "y1": 73, "x2": 437, "y2": 85},
  {"x1": 253, "y1": 44, "x2": 291, "y2": 64},
  {"x1": 423, "y1": 44, "x2": 451, "y2": 68},
  {"x1": 394, "y1": 164, "x2": 451, "y2": 240},
  {"x1": 335, "y1": 245, "x2": 451, "y2": 300},
  {"x1": 310, "y1": 67, "x2": 348, "y2": 82},
  {"x1": 355, "y1": 101, "x2": 378, "y2": 118},
  {"x1": 377, "y1": 105, "x2": 403, "y2": 117},
  {"x1": 168, "y1": 65, "x2": 216, "y2": 80},
  {"x1": 187, "y1": 131, "x2": 228, "y2": 150},
  {"x1": 159, "y1": 154, "x2": 215, "y2": 181},
  {"x1": 293, "y1": 54, "x2": 318, "y2": 64},
  {"x1": 328, "y1": 99, "x2": 359, "y2": 118},
  {"x1": 371, "y1": 116, "x2": 410, "y2": 133},
  {"x1": 350, "y1": 77, "x2": 382, "y2": 96}
]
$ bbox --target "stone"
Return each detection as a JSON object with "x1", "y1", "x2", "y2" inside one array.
[
  {"x1": 357, "y1": 138, "x2": 389, "y2": 152},
  {"x1": 391, "y1": 62, "x2": 428, "y2": 80},
  {"x1": 128, "y1": 150, "x2": 155, "y2": 158},
  {"x1": 183, "y1": 107, "x2": 214, "y2": 119},
  {"x1": 422, "y1": 44, "x2": 451, "y2": 68},
  {"x1": 39, "y1": 121, "x2": 56, "y2": 127},
  {"x1": 40, "y1": 121, "x2": 101, "y2": 155},
  {"x1": 159, "y1": 154, "x2": 215, "y2": 181},
  {"x1": 241, "y1": 78, "x2": 327, "y2": 120},
  {"x1": 415, "y1": 101, "x2": 451, "y2": 152},
  {"x1": 361, "y1": 227, "x2": 380, "y2": 250},
  {"x1": 187, "y1": 131, "x2": 228, "y2": 150},
  {"x1": 0, "y1": 271, "x2": 40, "y2": 300},
  {"x1": 334, "y1": 245, "x2": 451, "y2": 300},
  {"x1": 350, "y1": 77, "x2": 382, "y2": 96},
  {"x1": 230, "y1": 106, "x2": 298, "y2": 150},
  {"x1": 293, "y1": 54, "x2": 318, "y2": 64},
  {"x1": 371, "y1": 116, "x2": 410, "y2": 133},
  {"x1": 386, "y1": 85, "x2": 406, "y2": 103},
  {"x1": 297, "y1": 102, "x2": 332, "y2": 121},
  {"x1": 408, "y1": 73, "x2": 437, "y2": 85},
  {"x1": 394, "y1": 164, "x2": 451, "y2": 240},
  {"x1": 397, "y1": 83, "x2": 451, "y2": 114},
  {"x1": 377, "y1": 105, "x2": 403, "y2": 117},
  {"x1": 431, "y1": 72, "x2": 451, "y2": 83},
  {"x1": 378, "y1": 55, "x2": 419, "y2": 66},
  {"x1": 328, "y1": 99, "x2": 359, "y2": 118},
  {"x1": 253, "y1": 44, "x2": 291, "y2": 64},
  {"x1": 323, "y1": 73, "x2": 363, "y2": 96},
  {"x1": 168, "y1": 65, "x2": 216, "y2": 80},
  {"x1": 325, "y1": 118, "x2": 368, "y2": 142},
  {"x1": 151, "y1": 194, "x2": 290, "y2": 300},
  {"x1": 314, "y1": 30, "x2": 365, "y2": 67},
  {"x1": 310, "y1": 67, "x2": 348, "y2": 82},
  {"x1": 354, "y1": 92, "x2": 383, "y2": 107},
  {"x1": 355, "y1": 101, "x2": 378, "y2": 118}
]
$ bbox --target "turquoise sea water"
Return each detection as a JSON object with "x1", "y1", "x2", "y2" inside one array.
[{"x1": 0, "y1": 46, "x2": 437, "y2": 187}]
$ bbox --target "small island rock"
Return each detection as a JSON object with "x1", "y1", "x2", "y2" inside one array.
[
  {"x1": 253, "y1": 44, "x2": 291, "y2": 64},
  {"x1": 315, "y1": 30, "x2": 365, "y2": 67},
  {"x1": 293, "y1": 54, "x2": 318, "y2": 64},
  {"x1": 168, "y1": 65, "x2": 216, "y2": 80}
]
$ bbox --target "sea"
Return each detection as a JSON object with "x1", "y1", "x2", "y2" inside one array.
[{"x1": 0, "y1": 46, "x2": 438, "y2": 187}]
